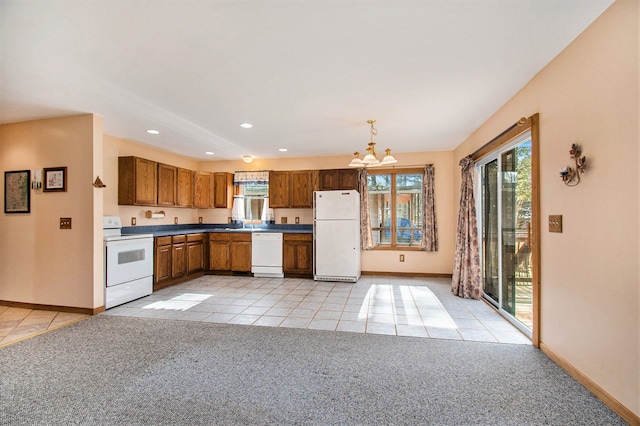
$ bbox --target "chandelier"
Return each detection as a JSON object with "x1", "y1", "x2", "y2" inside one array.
[{"x1": 348, "y1": 119, "x2": 397, "y2": 167}]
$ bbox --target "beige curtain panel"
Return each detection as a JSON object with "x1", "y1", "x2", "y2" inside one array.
[
  {"x1": 359, "y1": 169, "x2": 374, "y2": 250},
  {"x1": 421, "y1": 164, "x2": 438, "y2": 251},
  {"x1": 452, "y1": 156, "x2": 482, "y2": 299}
]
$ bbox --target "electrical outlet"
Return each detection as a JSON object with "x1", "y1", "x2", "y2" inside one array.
[
  {"x1": 295, "y1": 217, "x2": 300, "y2": 224},
  {"x1": 131, "y1": 217, "x2": 136, "y2": 226},
  {"x1": 198, "y1": 217, "x2": 203, "y2": 224},
  {"x1": 549, "y1": 215, "x2": 563, "y2": 233},
  {"x1": 60, "y1": 217, "x2": 72, "y2": 229},
  {"x1": 281, "y1": 217, "x2": 287, "y2": 224},
  {"x1": 228, "y1": 217, "x2": 232, "y2": 224},
  {"x1": 174, "y1": 217, "x2": 178, "y2": 225},
  {"x1": 399, "y1": 254, "x2": 405, "y2": 262}
]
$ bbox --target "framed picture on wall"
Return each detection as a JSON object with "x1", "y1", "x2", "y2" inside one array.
[
  {"x1": 43, "y1": 167, "x2": 67, "y2": 192},
  {"x1": 4, "y1": 170, "x2": 31, "y2": 213}
]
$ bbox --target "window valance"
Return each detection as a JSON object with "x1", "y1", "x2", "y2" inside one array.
[{"x1": 233, "y1": 171, "x2": 269, "y2": 185}]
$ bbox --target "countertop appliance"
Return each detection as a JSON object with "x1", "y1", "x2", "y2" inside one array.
[
  {"x1": 314, "y1": 190, "x2": 361, "y2": 282},
  {"x1": 103, "y1": 216, "x2": 154, "y2": 309},
  {"x1": 251, "y1": 232, "x2": 284, "y2": 278}
]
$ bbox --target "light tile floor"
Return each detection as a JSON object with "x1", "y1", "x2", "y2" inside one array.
[
  {"x1": 0, "y1": 306, "x2": 88, "y2": 347},
  {"x1": 103, "y1": 275, "x2": 531, "y2": 345}
]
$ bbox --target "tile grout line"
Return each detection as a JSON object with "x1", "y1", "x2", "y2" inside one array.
[{"x1": 0, "y1": 315, "x2": 89, "y2": 348}]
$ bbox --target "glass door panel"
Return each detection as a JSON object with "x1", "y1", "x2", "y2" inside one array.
[
  {"x1": 479, "y1": 136, "x2": 533, "y2": 332},
  {"x1": 506, "y1": 141, "x2": 532, "y2": 328},
  {"x1": 481, "y1": 159, "x2": 499, "y2": 304}
]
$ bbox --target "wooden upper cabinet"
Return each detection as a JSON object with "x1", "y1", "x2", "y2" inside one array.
[
  {"x1": 193, "y1": 172, "x2": 214, "y2": 208},
  {"x1": 290, "y1": 170, "x2": 313, "y2": 208},
  {"x1": 269, "y1": 170, "x2": 313, "y2": 208},
  {"x1": 319, "y1": 169, "x2": 339, "y2": 191},
  {"x1": 157, "y1": 163, "x2": 177, "y2": 206},
  {"x1": 269, "y1": 171, "x2": 290, "y2": 208},
  {"x1": 339, "y1": 169, "x2": 360, "y2": 191},
  {"x1": 118, "y1": 156, "x2": 158, "y2": 206},
  {"x1": 319, "y1": 169, "x2": 359, "y2": 191},
  {"x1": 176, "y1": 168, "x2": 194, "y2": 208},
  {"x1": 213, "y1": 172, "x2": 234, "y2": 208}
]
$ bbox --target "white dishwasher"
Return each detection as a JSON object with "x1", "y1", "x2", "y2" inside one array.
[{"x1": 251, "y1": 233, "x2": 284, "y2": 278}]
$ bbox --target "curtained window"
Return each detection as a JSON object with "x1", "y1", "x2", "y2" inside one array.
[
  {"x1": 233, "y1": 171, "x2": 271, "y2": 223},
  {"x1": 365, "y1": 167, "x2": 436, "y2": 250}
]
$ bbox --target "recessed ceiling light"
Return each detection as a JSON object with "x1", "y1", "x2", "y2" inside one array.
[
  {"x1": 205, "y1": 151, "x2": 214, "y2": 155},
  {"x1": 146, "y1": 129, "x2": 160, "y2": 135},
  {"x1": 239, "y1": 123, "x2": 253, "y2": 129},
  {"x1": 279, "y1": 148, "x2": 288, "y2": 152}
]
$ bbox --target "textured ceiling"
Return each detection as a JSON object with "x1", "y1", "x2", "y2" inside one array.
[{"x1": 1, "y1": 0, "x2": 614, "y2": 161}]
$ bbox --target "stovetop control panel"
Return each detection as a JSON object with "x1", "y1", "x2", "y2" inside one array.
[{"x1": 103, "y1": 216, "x2": 122, "y2": 230}]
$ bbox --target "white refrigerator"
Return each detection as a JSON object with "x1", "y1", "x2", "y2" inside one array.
[{"x1": 314, "y1": 190, "x2": 361, "y2": 282}]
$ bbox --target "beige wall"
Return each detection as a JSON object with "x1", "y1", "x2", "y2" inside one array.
[
  {"x1": 0, "y1": 114, "x2": 103, "y2": 310},
  {"x1": 200, "y1": 151, "x2": 457, "y2": 275},
  {"x1": 103, "y1": 135, "x2": 201, "y2": 226},
  {"x1": 453, "y1": 0, "x2": 639, "y2": 416},
  {"x1": 0, "y1": 0, "x2": 636, "y2": 418},
  {"x1": 104, "y1": 136, "x2": 457, "y2": 275}
]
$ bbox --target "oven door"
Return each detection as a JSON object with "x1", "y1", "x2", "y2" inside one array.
[{"x1": 105, "y1": 237, "x2": 154, "y2": 287}]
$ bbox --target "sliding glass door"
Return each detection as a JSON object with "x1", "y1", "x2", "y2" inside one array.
[{"x1": 478, "y1": 132, "x2": 533, "y2": 335}]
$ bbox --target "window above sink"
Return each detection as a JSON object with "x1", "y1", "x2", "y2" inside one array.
[{"x1": 232, "y1": 171, "x2": 274, "y2": 224}]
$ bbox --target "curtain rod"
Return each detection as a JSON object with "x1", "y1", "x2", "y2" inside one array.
[{"x1": 468, "y1": 116, "x2": 528, "y2": 160}]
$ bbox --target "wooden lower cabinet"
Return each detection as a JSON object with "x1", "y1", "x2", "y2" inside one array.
[
  {"x1": 154, "y1": 234, "x2": 205, "y2": 290},
  {"x1": 155, "y1": 236, "x2": 172, "y2": 285},
  {"x1": 230, "y1": 233, "x2": 252, "y2": 272},
  {"x1": 283, "y1": 233, "x2": 313, "y2": 276},
  {"x1": 171, "y1": 235, "x2": 187, "y2": 279},
  {"x1": 157, "y1": 231, "x2": 313, "y2": 284},
  {"x1": 209, "y1": 233, "x2": 252, "y2": 272},
  {"x1": 187, "y1": 234, "x2": 204, "y2": 274},
  {"x1": 209, "y1": 233, "x2": 230, "y2": 271}
]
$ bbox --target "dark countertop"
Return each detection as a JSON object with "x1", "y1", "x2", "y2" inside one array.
[{"x1": 121, "y1": 223, "x2": 313, "y2": 237}]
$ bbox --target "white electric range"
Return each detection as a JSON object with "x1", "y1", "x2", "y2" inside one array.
[{"x1": 103, "y1": 216, "x2": 154, "y2": 309}]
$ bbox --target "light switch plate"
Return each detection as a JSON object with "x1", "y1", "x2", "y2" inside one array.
[
  {"x1": 198, "y1": 217, "x2": 203, "y2": 224},
  {"x1": 60, "y1": 217, "x2": 72, "y2": 229},
  {"x1": 549, "y1": 215, "x2": 563, "y2": 233}
]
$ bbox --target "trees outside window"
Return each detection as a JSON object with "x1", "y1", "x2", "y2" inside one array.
[{"x1": 367, "y1": 170, "x2": 423, "y2": 248}]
